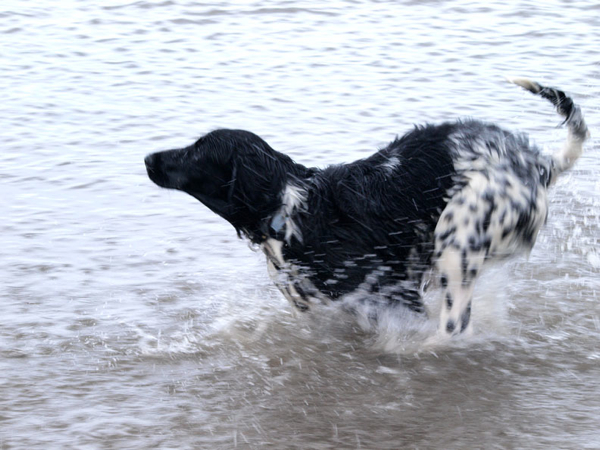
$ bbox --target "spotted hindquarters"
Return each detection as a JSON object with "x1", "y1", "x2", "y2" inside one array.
[{"x1": 434, "y1": 167, "x2": 549, "y2": 336}]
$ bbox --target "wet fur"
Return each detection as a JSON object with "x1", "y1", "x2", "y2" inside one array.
[{"x1": 145, "y1": 79, "x2": 588, "y2": 336}]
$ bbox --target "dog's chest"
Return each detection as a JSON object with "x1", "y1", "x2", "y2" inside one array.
[{"x1": 261, "y1": 238, "x2": 322, "y2": 311}]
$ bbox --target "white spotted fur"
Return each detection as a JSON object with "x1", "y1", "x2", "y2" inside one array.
[
  {"x1": 381, "y1": 156, "x2": 401, "y2": 173},
  {"x1": 434, "y1": 78, "x2": 588, "y2": 336},
  {"x1": 262, "y1": 238, "x2": 325, "y2": 311},
  {"x1": 260, "y1": 183, "x2": 312, "y2": 310},
  {"x1": 278, "y1": 183, "x2": 307, "y2": 243}
]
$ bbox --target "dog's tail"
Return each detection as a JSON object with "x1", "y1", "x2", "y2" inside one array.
[{"x1": 507, "y1": 77, "x2": 589, "y2": 179}]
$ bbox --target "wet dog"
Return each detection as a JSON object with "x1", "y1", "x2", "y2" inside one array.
[{"x1": 145, "y1": 79, "x2": 588, "y2": 336}]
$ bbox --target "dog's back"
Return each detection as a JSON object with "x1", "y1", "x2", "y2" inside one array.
[{"x1": 282, "y1": 123, "x2": 459, "y2": 307}]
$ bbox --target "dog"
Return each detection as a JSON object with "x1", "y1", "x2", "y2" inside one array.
[{"x1": 145, "y1": 79, "x2": 588, "y2": 337}]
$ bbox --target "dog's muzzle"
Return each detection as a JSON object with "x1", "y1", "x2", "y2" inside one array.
[{"x1": 145, "y1": 151, "x2": 187, "y2": 190}]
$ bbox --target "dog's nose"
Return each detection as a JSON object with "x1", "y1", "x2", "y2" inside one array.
[{"x1": 144, "y1": 153, "x2": 155, "y2": 169}]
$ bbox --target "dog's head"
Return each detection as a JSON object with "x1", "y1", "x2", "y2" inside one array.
[{"x1": 145, "y1": 129, "x2": 310, "y2": 241}]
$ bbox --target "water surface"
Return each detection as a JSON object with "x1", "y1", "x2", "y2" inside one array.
[{"x1": 1, "y1": 0, "x2": 599, "y2": 448}]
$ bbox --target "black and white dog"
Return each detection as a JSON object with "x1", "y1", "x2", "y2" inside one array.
[{"x1": 145, "y1": 79, "x2": 588, "y2": 337}]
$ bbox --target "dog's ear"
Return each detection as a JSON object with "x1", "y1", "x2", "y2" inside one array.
[
  {"x1": 225, "y1": 148, "x2": 285, "y2": 222},
  {"x1": 211, "y1": 132, "x2": 314, "y2": 240},
  {"x1": 226, "y1": 160, "x2": 238, "y2": 204}
]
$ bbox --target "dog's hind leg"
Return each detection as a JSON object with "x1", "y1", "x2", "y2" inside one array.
[
  {"x1": 433, "y1": 178, "x2": 495, "y2": 336},
  {"x1": 435, "y1": 245, "x2": 485, "y2": 336}
]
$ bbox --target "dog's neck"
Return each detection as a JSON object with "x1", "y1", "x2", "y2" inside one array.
[
  {"x1": 241, "y1": 210, "x2": 292, "y2": 245},
  {"x1": 269, "y1": 211, "x2": 287, "y2": 235},
  {"x1": 243, "y1": 179, "x2": 311, "y2": 245}
]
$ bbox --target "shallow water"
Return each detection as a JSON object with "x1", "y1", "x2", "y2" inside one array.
[{"x1": 1, "y1": 0, "x2": 599, "y2": 448}]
